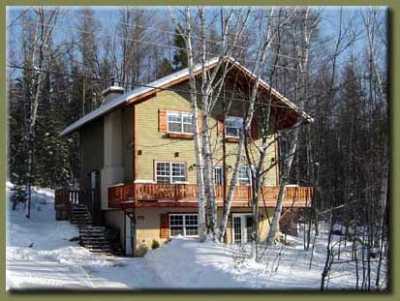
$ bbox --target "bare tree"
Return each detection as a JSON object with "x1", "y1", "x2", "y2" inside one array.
[
  {"x1": 20, "y1": 8, "x2": 60, "y2": 218},
  {"x1": 265, "y1": 8, "x2": 318, "y2": 246}
]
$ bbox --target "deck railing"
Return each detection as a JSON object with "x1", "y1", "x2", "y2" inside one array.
[
  {"x1": 55, "y1": 189, "x2": 97, "y2": 219},
  {"x1": 108, "y1": 183, "x2": 313, "y2": 209}
]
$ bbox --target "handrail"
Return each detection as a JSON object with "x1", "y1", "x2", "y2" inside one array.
[
  {"x1": 108, "y1": 183, "x2": 314, "y2": 208},
  {"x1": 55, "y1": 188, "x2": 98, "y2": 218}
]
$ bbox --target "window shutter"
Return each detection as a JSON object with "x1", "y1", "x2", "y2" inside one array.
[
  {"x1": 159, "y1": 109, "x2": 167, "y2": 133},
  {"x1": 250, "y1": 119, "x2": 258, "y2": 139},
  {"x1": 217, "y1": 120, "x2": 224, "y2": 136},
  {"x1": 197, "y1": 112, "x2": 204, "y2": 132},
  {"x1": 160, "y1": 213, "x2": 169, "y2": 239}
]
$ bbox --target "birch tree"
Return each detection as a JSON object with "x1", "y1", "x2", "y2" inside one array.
[
  {"x1": 177, "y1": 7, "x2": 252, "y2": 240},
  {"x1": 265, "y1": 8, "x2": 318, "y2": 246},
  {"x1": 20, "y1": 8, "x2": 60, "y2": 218}
]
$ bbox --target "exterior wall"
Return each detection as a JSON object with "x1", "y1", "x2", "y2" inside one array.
[
  {"x1": 101, "y1": 109, "x2": 125, "y2": 209},
  {"x1": 78, "y1": 106, "x2": 133, "y2": 211},
  {"x1": 79, "y1": 118, "x2": 104, "y2": 192},
  {"x1": 133, "y1": 207, "x2": 275, "y2": 256},
  {"x1": 134, "y1": 207, "x2": 196, "y2": 254},
  {"x1": 121, "y1": 106, "x2": 134, "y2": 182},
  {"x1": 134, "y1": 88, "x2": 279, "y2": 186},
  {"x1": 104, "y1": 209, "x2": 125, "y2": 245},
  {"x1": 134, "y1": 89, "x2": 196, "y2": 183}
]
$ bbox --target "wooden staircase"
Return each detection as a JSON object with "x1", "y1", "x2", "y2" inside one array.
[{"x1": 70, "y1": 204, "x2": 122, "y2": 255}]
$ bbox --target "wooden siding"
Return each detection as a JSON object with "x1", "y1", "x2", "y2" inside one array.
[
  {"x1": 133, "y1": 85, "x2": 278, "y2": 186},
  {"x1": 133, "y1": 207, "x2": 276, "y2": 252},
  {"x1": 122, "y1": 106, "x2": 134, "y2": 182},
  {"x1": 79, "y1": 118, "x2": 104, "y2": 192}
]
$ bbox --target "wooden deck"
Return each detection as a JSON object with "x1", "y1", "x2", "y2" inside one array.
[{"x1": 108, "y1": 183, "x2": 314, "y2": 209}]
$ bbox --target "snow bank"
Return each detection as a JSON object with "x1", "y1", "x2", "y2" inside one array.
[
  {"x1": 145, "y1": 238, "x2": 253, "y2": 288},
  {"x1": 6, "y1": 184, "x2": 387, "y2": 290}
]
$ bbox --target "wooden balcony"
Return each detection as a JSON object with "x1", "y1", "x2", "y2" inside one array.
[{"x1": 108, "y1": 183, "x2": 313, "y2": 209}]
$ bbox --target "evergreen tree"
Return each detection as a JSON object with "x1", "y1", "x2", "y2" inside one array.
[{"x1": 172, "y1": 26, "x2": 188, "y2": 71}]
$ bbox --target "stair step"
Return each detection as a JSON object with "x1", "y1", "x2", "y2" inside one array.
[
  {"x1": 72, "y1": 206, "x2": 88, "y2": 208},
  {"x1": 86, "y1": 246, "x2": 113, "y2": 251},
  {"x1": 79, "y1": 226, "x2": 104, "y2": 229},
  {"x1": 81, "y1": 236, "x2": 109, "y2": 240},
  {"x1": 82, "y1": 242, "x2": 111, "y2": 245},
  {"x1": 68, "y1": 207, "x2": 121, "y2": 255},
  {"x1": 86, "y1": 246, "x2": 112, "y2": 250},
  {"x1": 80, "y1": 232, "x2": 106, "y2": 236},
  {"x1": 80, "y1": 226, "x2": 106, "y2": 230},
  {"x1": 81, "y1": 236, "x2": 108, "y2": 240},
  {"x1": 79, "y1": 229, "x2": 106, "y2": 233},
  {"x1": 71, "y1": 221, "x2": 91, "y2": 226},
  {"x1": 71, "y1": 220, "x2": 91, "y2": 225}
]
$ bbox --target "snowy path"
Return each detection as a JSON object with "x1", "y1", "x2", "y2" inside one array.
[
  {"x1": 7, "y1": 248, "x2": 167, "y2": 289},
  {"x1": 6, "y1": 186, "x2": 165, "y2": 290}
]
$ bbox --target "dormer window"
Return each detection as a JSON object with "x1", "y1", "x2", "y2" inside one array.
[
  {"x1": 225, "y1": 116, "x2": 243, "y2": 138},
  {"x1": 167, "y1": 111, "x2": 193, "y2": 134}
]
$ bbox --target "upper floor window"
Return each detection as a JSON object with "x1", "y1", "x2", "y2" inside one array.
[
  {"x1": 213, "y1": 166, "x2": 224, "y2": 185},
  {"x1": 225, "y1": 116, "x2": 243, "y2": 138},
  {"x1": 238, "y1": 164, "x2": 251, "y2": 184},
  {"x1": 156, "y1": 161, "x2": 187, "y2": 184},
  {"x1": 167, "y1": 111, "x2": 193, "y2": 134}
]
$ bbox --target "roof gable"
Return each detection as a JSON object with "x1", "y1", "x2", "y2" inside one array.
[{"x1": 61, "y1": 56, "x2": 312, "y2": 136}]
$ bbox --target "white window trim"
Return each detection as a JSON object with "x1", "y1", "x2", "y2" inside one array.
[
  {"x1": 213, "y1": 166, "x2": 224, "y2": 185},
  {"x1": 155, "y1": 161, "x2": 188, "y2": 184},
  {"x1": 238, "y1": 164, "x2": 250, "y2": 183},
  {"x1": 232, "y1": 213, "x2": 253, "y2": 244},
  {"x1": 169, "y1": 213, "x2": 199, "y2": 237},
  {"x1": 167, "y1": 111, "x2": 193, "y2": 135}
]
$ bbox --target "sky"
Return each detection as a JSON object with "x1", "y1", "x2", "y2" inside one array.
[{"x1": 6, "y1": 6, "x2": 388, "y2": 79}]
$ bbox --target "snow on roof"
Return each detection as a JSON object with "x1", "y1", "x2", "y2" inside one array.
[{"x1": 61, "y1": 56, "x2": 312, "y2": 136}]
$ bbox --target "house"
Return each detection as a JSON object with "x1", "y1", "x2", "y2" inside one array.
[{"x1": 57, "y1": 56, "x2": 313, "y2": 256}]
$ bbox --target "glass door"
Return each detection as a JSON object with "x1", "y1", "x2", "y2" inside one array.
[
  {"x1": 233, "y1": 216, "x2": 242, "y2": 243},
  {"x1": 233, "y1": 214, "x2": 253, "y2": 244}
]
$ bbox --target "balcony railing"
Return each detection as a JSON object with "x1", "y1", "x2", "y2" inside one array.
[
  {"x1": 55, "y1": 189, "x2": 98, "y2": 219},
  {"x1": 108, "y1": 183, "x2": 313, "y2": 209}
]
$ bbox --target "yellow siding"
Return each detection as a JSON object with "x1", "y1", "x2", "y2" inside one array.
[
  {"x1": 134, "y1": 89, "x2": 278, "y2": 185},
  {"x1": 133, "y1": 207, "x2": 275, "y2": 254}
]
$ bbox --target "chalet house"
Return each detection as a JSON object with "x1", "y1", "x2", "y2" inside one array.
[{"x1": 57, "y1": 56, "x2": 313, "y2": 256}]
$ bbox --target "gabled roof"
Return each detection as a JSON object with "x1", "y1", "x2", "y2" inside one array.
[{"x1": 61, "y1": 56, "x2": 312, "y2": 136}]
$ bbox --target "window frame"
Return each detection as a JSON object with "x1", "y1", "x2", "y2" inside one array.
[
  {"x1": 167, "y1": 111, "x2": 193, "y2": 135},
  {"x1": 213, "y1": 166, "x2": 224, "y2": 185},
  {"x1": 169, "y1": 213, "x2": 199, "y2": 237},
  {"x1": 238, "y1": 164, "x2": 251, "y2": 184},
  {"x1": 224, "y1": 116, "x2": 243, "y2": 138},
  {"x1": 155, "y1": 161, "x2": 188, "y2": 184}
]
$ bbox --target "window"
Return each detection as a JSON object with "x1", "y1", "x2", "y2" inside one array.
[
  {"x1": 156, "y1": 162, "x2": 187, "y2": 184},
  {"x1": 225, "y1": 116, "x2": 243, "y2": 138},
  {"x1": 170, "y1": 214, "x2": 198, "y2": 237},
  {"x1": 238, "y1": 165, "x2": 250, "y2": 184},
  {"x1": 213, "y1": 166, "x2": 224, "y2": 185},
  {"x1": 167, "y1": 111, "x2": 193, "y2": 134}
]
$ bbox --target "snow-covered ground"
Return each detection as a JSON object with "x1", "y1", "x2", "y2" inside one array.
[{"x1": 6, "y1": 183, "x2": 387, "y2": 290}]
